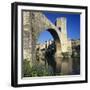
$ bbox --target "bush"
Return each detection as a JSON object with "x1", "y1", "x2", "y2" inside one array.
[
  {"x1": 22, "y1": 60, "x2": 54, "y2": 77},
  {"x1": 22, "y1": 60, "x2": 32, "y2": 77}
]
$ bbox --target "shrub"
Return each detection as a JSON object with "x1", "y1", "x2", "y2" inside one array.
[
  {"x1": 22, "y1": 60, "x2": 32, "y2": 77},
  {"x1": 22, "y1": 60, "x2": 54, "y2": 77}
]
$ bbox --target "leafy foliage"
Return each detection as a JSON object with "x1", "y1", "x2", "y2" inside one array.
[{"x1": 22, "y1": 60, "x2": 54, "y2": 77}]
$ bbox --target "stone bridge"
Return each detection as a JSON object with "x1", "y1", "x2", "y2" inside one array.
[{"x1": 22, "y1": 11, "x2": 72, "y2": 65}]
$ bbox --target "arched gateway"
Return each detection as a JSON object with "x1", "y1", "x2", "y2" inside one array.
[{"x1": 22, "y1": 11, "x2": 72, "y2": 69}]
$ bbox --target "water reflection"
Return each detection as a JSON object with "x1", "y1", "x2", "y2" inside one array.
[
  {"x1": 47, "y1": 57, "x2": 80, "y2": 75},
  {"x1": 61, "y1": 57, "x2": 80, "y2": 75},
  {"x1": 36, "y1": 41, "x2": 80, "y2": 76}
]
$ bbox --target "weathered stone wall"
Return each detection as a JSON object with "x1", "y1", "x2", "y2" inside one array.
[{"x1": 23, "y1": 11, "x2": 32, "y2": 64}]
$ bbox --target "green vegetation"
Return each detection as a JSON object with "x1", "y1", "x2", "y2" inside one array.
[
  {"x1": 22, "y1": 60, "x2": 31, "y2": 77},
  {"x1": 22, "y1": 60, "x2": 54, "y2": 77}
]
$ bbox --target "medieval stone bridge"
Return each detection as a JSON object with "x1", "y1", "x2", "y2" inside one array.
[{"x1": 22, "y1": 11, "x2": 72, "y2": 65}]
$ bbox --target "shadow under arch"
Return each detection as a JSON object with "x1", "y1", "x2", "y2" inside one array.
[{"x1": 47, "y1": 28, "x2": 60, "y2": 43}]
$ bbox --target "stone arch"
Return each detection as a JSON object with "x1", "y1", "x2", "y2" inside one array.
[
  {"x1": 36, "y1": 28, "x2": 61, "y2": 53},
  {"x1": 36, "y1": 28, "x2": 62, "y2": 59},
  {"x1": 23, "y1": 11, "x2": 67, "y2": 65}
]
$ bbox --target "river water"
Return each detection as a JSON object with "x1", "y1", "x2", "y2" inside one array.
[
  {"x1": 61, "y1": 57, "x2": 80, "y2": 75},
  {"x1": 48, "y1": 57, "x2": 80, "y2": 76}
]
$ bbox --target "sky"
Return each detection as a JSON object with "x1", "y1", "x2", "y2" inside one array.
[{"x1": 38, "y1": 11, "x2": 80, "y2": 44}]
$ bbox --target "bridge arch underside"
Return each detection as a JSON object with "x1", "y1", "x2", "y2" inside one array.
[
  {"x1": 47, "y1": 29, "x2": 62, "y2": 57},
  {"x1": 37, "y1": 28, "x2": 62, "y2": 57}
]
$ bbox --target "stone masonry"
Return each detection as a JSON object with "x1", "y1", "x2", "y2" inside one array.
[{"x1": 22, "y1": 11, "x2": 72, "y2": 66}]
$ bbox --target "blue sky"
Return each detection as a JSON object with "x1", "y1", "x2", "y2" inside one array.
[{"x1": 38, "y1": 11, "x2": 80, "y2": 44}]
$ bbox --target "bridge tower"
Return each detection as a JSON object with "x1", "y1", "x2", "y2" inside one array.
[{"x1": 55, "y1": 17, "x2": 68, "y2": 53}]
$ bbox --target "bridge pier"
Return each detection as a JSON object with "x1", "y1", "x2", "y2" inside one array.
[{"x1": 53, "y1": 41, "x2": 62, "y2": 73}]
